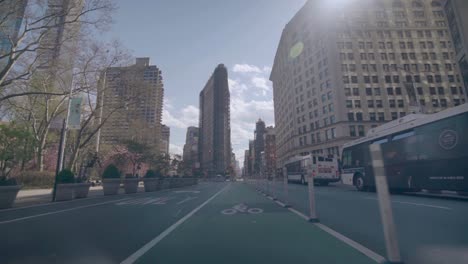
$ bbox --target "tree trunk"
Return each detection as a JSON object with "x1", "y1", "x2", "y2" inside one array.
[{"x1": 36, "y1": 130, "x2": 49, "y2": 172}]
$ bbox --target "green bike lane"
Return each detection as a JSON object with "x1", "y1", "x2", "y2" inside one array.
[
  {"x1": 0, "y1": 182, "x2": 227, "y2": 264},
  {"x1": 133, "y1": 183, "x2": 377, "y2": 264}
]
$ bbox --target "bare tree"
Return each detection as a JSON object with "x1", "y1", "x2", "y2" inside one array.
[{"x1": 0, "y1": 0, "x2": 115, "y2": 101}]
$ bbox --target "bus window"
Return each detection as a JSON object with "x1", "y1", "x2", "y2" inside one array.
[
  {"x1": 318, "y1": 157, "x2": 324, "y2": 162},
  {"x1": 392, "y1": 130, "x2": 415, "y2": 141},
  {"x1": 372, "y1": 138, "x2": 388, "y2": 144},
  {"x1": 342, "y1": 150, "x2": 352, "y2": 168}
]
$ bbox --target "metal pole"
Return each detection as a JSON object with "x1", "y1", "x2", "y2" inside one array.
[
  {"x1": 307, "y1": 172, "x2": 319, "y2": 222},
  {"x1": 272, "y1": 175, "x2": 277, "y2": 200},
  {"x1": 283, "y1": 167, "x2": 290, "y2": 207},
  {"x1": 52, "y1": 119, "x2": 67, "y2": 202},
  {"x1": 370, "y1": 144, "x2": 403, "y2": 264}
]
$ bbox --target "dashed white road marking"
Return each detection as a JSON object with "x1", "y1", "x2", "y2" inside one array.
[{"x1": 364, "y1": 197, "x2": 452, "y2": 210}]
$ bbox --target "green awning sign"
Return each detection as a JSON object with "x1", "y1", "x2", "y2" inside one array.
[{"x1": 68, "y1": 97, "x2": 82, "y2": 130}]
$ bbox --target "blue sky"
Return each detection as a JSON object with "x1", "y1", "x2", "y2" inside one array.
[{"x1": 107, "y1": 0, "x2": 306, "y2": 164}]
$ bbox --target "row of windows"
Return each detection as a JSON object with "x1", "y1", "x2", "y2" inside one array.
[
  {"x1": 338, "y1": 29, "x2": 447, "y2": 40},
  {"x1": 339, "y1": 52, "x2": 453, "y2": 61},
  {"x1": 299, "y1": 127, "x2": 338, "y2": 147},
  {"x1": 342, "y1": 63, "x2": 454, "y2": 73},
  {"x1": 345, "y1": 40, "x2": 452, "y2": 51},
  {"x1": 343, "y1": 74, "x2": 459, "y2": 85}
]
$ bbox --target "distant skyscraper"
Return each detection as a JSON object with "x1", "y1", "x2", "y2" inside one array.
[
  {"x1": 198, "y1": 64, "x2": 231, "y2": 176},
  {"x1": 254, "y1": 119, "x2": 266, "y2": 173},
  {"x1": 36, "y1": 0, "x2": 84, "y2": 86},
  {"x1": 160, "y1": 125, "x2": 170, "y2": 155},
  {"x1": 264, "y1": 126, "x2": 277, "y2": 178},
  {"x1": 0, "y1": 0, "x2": 27, "y2": 72},
  {"x1": 270, "y1": 0, "x2": 467, "y2": 165},
  {"x1": 183, "y1": 126, "x2": 199, "y2": 174},
  {"x1": 99, "y1": 57, "x2": 164, "y2": 153},
  {"x1": 444, "y1": 0, "x2": 468, "y2": 94}
]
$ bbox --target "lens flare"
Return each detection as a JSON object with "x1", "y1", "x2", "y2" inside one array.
[{"x1": 289, "y1": 41, "x2": 304, "y2": 59}]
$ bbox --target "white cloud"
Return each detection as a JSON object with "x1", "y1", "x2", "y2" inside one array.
[
  {"x1": 232, "y1": 64, "x2": 262, "y2": 73},
  {"x1": 169, "y1": 143, "x2": 183, "y2": 155},
  {"x1": 228, "y1": 63, "x2": 275, "y2": 168},
  {"x1": 162, "y1": 104, "x2": 199, "y2": 129},
  {"x1": 251, "y1": 76, "x2": 271, "y2": 95}
]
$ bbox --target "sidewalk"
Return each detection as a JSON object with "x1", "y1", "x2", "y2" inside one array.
[{"x1": 133, "y1": 183, "x2": 377, "y2": 264}]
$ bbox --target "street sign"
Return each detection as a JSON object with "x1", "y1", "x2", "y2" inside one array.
[{"x1": 67, "y1": 97, "x2": 82, "y2": 129}]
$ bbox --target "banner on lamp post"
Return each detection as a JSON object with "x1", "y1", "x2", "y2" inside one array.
[{"x1": 68, "y1": 97, "x2": 82, "y2": 130}]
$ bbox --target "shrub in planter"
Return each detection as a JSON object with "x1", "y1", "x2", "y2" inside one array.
[
  {"x1": 102, "y1": 164, "x2": 121, "y2": 195},
  {"x1": 55, "y1": 169, "x2": 75, "y2": 202},
  {"x1": 124, "y1": 174, "x2": 139, "y2": 194},
  {"x1": 74, "y1": 177, "x2": 91, "y2": 199},
  {"x1": 0, "y1": 177, "x2": 21, "y2": 209},
  {"x1": 143, "y1": 170, "x2": 162, "y2": 192}
]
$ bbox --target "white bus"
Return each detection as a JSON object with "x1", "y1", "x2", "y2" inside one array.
[{"x1": 284, "y1": 155, "x2": 340, "y2": 185}]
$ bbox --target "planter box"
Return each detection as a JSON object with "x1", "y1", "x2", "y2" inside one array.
[
  {"x1": 161, "y1": 178, "x2": 170, "y2": 190},
  {"x1": 169, "y1": 178, "x2": 179, "y2": 188},
  {"x1": 102, "y1": 179, "x2": 121, "y2": 195},
  {"x1": 56, "y1": 184, "x2": 74, "y2": 201},
  {"x1": 143, "y1": 178, "x2": 161, "y2": 192},
  {"x1": 0, "y1": 185, "x2": 21, "y2": 209},
  {"x1": 74, "y1": 183, "x2": 91, "y2": 199},
  {"x1": 124, "y1": 178, "x2": 139, "y2": 194}
]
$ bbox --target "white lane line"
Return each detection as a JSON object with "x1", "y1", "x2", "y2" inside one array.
[
  {"x1": 176, "y1": 196, "x2": 197, "y2": 205},
  {"x1": 0, "y1": 197, "x2": 131, "y2": 225},
  {"x1": 364, "y1": 197, "x2": 452, "y2": 210},
  {"x1": 264, "y1": 196, "x2": 385, "y2": 263},
  {"x1": 315, "y1": 223, "x2": 386, "y2": 263},
  {"x1": 120, "y1": 184, "x2": 229, "y2": 264}
]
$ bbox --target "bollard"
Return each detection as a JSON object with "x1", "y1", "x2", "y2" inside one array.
[
  {"x1": 272, "y1": 177, "x2": 277, "y2": 200},
  {"x1": 370, "y1": 144, "x2": 403, "y2": 264},
  {"x1": 283, "y1": 167, "x2": 290, "y2": 207},
  {"x1": 307, "y1": 173, "x2": 319, "y2": 222}
]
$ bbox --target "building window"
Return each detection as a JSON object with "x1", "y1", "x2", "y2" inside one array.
[
  {"x1": 430, "y1": 87, "x2": 436, "y2": 95},
  {"x1": 370, "y1": 112, "x2": 376, "y2": 121},
  {"x1": 432, "y1": 99, "x2": 439, "y2": 107},
  {"x1": 349, "y1": 126, "x2": 356, "y2": 137},
  {"x1": 376, "y1": 100, "x2": 383, "y2": 108},
  {"x1": 417, "y1": 87, "x2": 423, "y2": 95},
  {"x1": 366, "y1": 88, "x2": 373, "y2": 96},
  {"x1": 397, "y1": 99, "x2": 404, "y2": 107},
  {"x1": 358, "y1": 125, "x2": 365, "y2": 137},
  {"x1": 391, "y1": 112, "x2": 398, "y2": 120},
  {"x1": 330, "y1": 115, "x2": 335, "y2": 124},
  {"x1": 451, "y1": 86, "x2": 458, "y2": 94},
  {"x1": 378, "y1": 112, "x2": 385, "y2": 121},
  {"x1": 374, "y1": 88, "x2": 381, "y2": 95},
  {"x1": 348, "y1": 112, "x2": 355, "y2": 121},
  {"x1": 440, "y1": 98, "x2": 447, "y2": 107},
  {"x1": 395, "y1": 87, "x2": 402, "y2": 95},
  {"x1": 351, "y1": 76, "x2": 358, "y2": 83},
  {"x1": 356, "y1": 112, "x2": 363, "y2": 121},
  {"x1": 437, "y1": 87, "x2": 444, "y2": 95},
  {"x1": 353, "y1": 88, "x2": 360, "y2": 96},
  {"x1": 389, "y1": 99, "x2": 396, "y2": 108},
  {"x1": 387, "y1": 87, "x2": 394, "y2": 95},
  {"x1": 345, "y1": 88, "x2": 351, "y2": 96},
  {"x1": 354, "y1": 100, "x2": 361, "y2": 108}
]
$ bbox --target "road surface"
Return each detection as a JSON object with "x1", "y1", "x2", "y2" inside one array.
[{"x1": 0, "y1": 182, "x2": 377, "y2": 264}]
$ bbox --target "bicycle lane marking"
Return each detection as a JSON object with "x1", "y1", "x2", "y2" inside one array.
[
  {"x1": 120, "y1": 184, "x2": 230, "y2": 264},
  {"x1": 132, "y1": 183, "x2": 378, "y2": 264}
]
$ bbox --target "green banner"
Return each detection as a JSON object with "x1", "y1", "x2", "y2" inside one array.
[{"x1": 68, "y1": 97, "x2": 82, "y2": 130}]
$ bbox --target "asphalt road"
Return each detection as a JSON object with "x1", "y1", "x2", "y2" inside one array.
[
  {"x1": 266, "y1": 180, "x2": 468, "y2": 264},
  {"x1": 0, "y1": 182, "x2": 377, "y2": 264}
]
